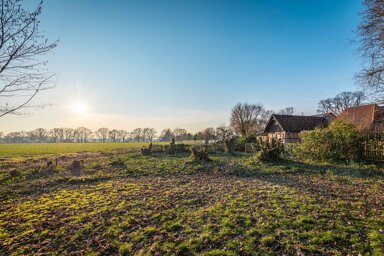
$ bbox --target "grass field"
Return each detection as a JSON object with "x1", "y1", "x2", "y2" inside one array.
[
  {"x1": 0, "y1": 146, "x2": 383, "y2": 255},
  {"x1": 0, "y1": 142, "x2": 154, "y2": 158}
]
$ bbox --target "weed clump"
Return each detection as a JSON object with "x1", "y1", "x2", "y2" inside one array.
[
  {"x1": 109, "y1": 158, "x2": 126, "y2": 169},
  {"x1": 260, "y1": 235, "x2": 276, "y2": 247},
  {"x1": 118, "y1": 243, "x2": 132, "y2": 256},
  {"x1": 42, "y1": 160, "x2": 57, "y2": 175},
  {"x1": 190, "y1": 146, "x2": 211, "y2": 162},
  {"x1": 9, "y1": 169, "x2": 21, "y2": 177}
]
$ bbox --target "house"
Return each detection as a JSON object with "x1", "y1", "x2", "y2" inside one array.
[
  {"x1": 261, "y1": 113, "x2": 334, "y2": 144},
  {"x1": 339, "y1": 103, "x2": 384, "y2": 134}
]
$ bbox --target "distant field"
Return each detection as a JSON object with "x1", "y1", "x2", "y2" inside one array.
[{"x1": 0, "y1": 142, "x2": 154, "y2": 158}]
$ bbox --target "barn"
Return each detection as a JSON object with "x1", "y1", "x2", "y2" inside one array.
[{"x1": 261, "y1": 114, "x2": 334, "y2": 144}]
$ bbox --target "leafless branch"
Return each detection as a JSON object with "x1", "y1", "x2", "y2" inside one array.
[
  {"x1": 355, "y1": 0, "x2": 384, "y2": 100},
  {"x1": 0, "y1": 0, "x2": 57, "y2": 117}
]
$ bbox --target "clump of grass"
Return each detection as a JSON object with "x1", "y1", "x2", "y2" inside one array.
[
  {"x1": 206, "y1": 249, "x2": 237, "y2": 256},
  {"x1": 109, "y1": 158, "x2": 126, "y2": 169},
  {"x1": 177, "y1": 243, "x2": 193, "y2": 255},
  {"x1": 164, "y1": 222, "x2": 183, "y2": 232},
  {"x1": 143, "y1": 226, "x2": 159, "y2": 237},
  {"x1": 118, "y1": 243, "x2": 132, "y2": 256},
  {"x1": 9, "y1": 169, "x2": 21, "y2": 177},
  {"x1": 368, "y1": 230, "x2": 384, "y2": 254},
  {"x1": 260, "y1": 235, "x2": 276, "y2": 247}
]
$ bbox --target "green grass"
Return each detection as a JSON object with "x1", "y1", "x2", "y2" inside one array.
[
  {"x1": 0, "y1": 147, "x2": 383, "y2": 255},
  {"x1": 0, "y1": 142, "x2": 155, "y2": 158}
]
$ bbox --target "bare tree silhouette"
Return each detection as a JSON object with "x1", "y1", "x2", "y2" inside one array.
[
  {"x1": 0, "y1": 0, "x2": 57, "y2": 117},
  {"x1": 356, "y1": 0, "x2": 384, "y2": 101}
]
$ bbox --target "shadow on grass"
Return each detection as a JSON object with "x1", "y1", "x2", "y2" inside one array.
[
  {"x1": 219, "y1": 158, "x2": 384, "y2": 208},
  {"x1": 262, "y1": 159, "x2": 384, "y2": 178}
]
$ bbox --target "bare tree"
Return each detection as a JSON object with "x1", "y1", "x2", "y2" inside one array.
[
  {"x1": 230, "y1": 103, "x2": 268, "y2": 136},
  {"x1": 159, "y1": 128, "x2": 173, "y2": 142},
  {"x1": 50, "y1": 128, "x2": 62, "y2": 142},
  {"x1": 82, "y1": 127, "x2": 93, "y2": 142},
  {"x1": 28, "y1": 130, "x2": 37, "y2": 142},
  {"x1": 142, "y1": 128, "x2": 149, "y2": 142},
  {"x1": 0, "y1": 0, "x2": 58, "y2": 117},
  {"x1": 260, "y1": 109, "x2": 274, "y2": 129},
  {"x1": 117, "y1": 129, "x2": 128, "y2": 142},
  {"x1": 34, "y1": 128, "x2": 47, "y2": 143},
  {"x1": 143, "y1": 127, "x2": 157, "y2": 142},
  {"x1": 63, "y1": 128, "x2": 74, "y2": 142},
  {"x1": 5, "y1": 131, "x2": 25, "y2": 143},
  {"x1": 57, "y1": 128, "x2": 65, "y2": 142},
  {"x1": 74, "y1": 127, "x2": 92, "y2": 143},
  {"x1": 355, "y1": 0, "x2": 384, "y2": 101},
  {"x1": 215, "y1": 125, "x2": 233, "y2": 143},
  {"x1": 109, "y1": 129, "x2": 118, "y2": 142},
  {"x1": 318, "y1": 91, "x2": 366, "y2": 114},
  {"x1": 202, "y1": 127, "x2": 215, "y2": 144},
  {"x1": 95, "y1": 127, "x2": 109, "y2": 142},
  {"x1": 131, "y1": 128, "x2": 142, "y2": 142},
  {"x1": 173, "y1": 128, "x2": 187, "y2": 142},
  {"x1": 278, "y1": 107, "x2": 294, "y2": 115},
  {"x1": 73, "y1": 129, "x2": 80, "y2": 143}
]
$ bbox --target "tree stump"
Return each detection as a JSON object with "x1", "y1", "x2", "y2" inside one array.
[
  {"x1": 190, "y1": 146, "x2": 211, "y2": 162},
  {"x1": 70, "y1": 160, "x2": 83, "y2": 176},
  {"x1": 141, "y1": 143, "x2": 153, "y2": 155},
  {"x1": 43, "y1": 160, "x2": 55, "y2": 174}
]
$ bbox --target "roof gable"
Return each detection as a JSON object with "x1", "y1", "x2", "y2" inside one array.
[{"x1": 264, "y1": 114, "x2": 326, "y2": 133}]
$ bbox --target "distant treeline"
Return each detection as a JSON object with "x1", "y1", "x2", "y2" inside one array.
[
  {"x1": 1, "y1": 103, "x2": 286, "y2": 144},
  {"x1": 0, "y1": 126, "x2": 233, "y2": 144}
]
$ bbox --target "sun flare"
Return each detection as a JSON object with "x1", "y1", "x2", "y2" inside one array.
[{"x1": 71, "y1": 102, "x2": 87, "y2": 114}]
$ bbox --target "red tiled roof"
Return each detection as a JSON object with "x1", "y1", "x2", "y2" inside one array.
[{"x1": 339, "y1": 104, "x2": 384, "y2": 132}]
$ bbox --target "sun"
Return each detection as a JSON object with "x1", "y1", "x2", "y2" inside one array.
[{"x1": 71, "y1": 102, "x2": 87, "y2": 114}]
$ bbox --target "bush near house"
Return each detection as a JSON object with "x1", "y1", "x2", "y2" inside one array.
[
  {"x1": 234, "y1": 134, "x2": 257, "y2": 151},
  {"x1": 256, "y1": 138, "x2": 284, "y2": 162},
  {"x1": 295, "y1": 120, "x2": 363, "y2": 163}
]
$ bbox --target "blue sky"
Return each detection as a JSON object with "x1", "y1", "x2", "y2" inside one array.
[{"x1": 2, "y1": 0, "x2": 363, "y2": 132}]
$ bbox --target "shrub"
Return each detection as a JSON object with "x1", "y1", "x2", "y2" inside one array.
[
  {"x1": 295, "y1": 120, "x2": 363, "y2": 163},
  {"x1": 234, "y1": 134, "x2": 256, "y2": 152},
  {"x1": 256, "y1": 139, "x2": 284, "y2": 162}
]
